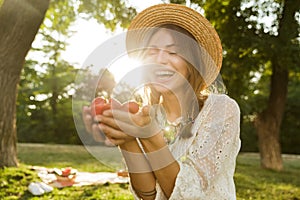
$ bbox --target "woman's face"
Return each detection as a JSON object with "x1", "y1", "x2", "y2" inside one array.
[{"x1": 143, "y1": 28, "x2": 190, "y2": 94}]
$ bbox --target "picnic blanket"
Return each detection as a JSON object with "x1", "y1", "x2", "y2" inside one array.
[{"x1": 31, "y1": 166, "x2": 129, "y2": 188}]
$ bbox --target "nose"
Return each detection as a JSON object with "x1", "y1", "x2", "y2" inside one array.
[{"x1": 156, "y1": 49, "x2": 168, "y2": 64}]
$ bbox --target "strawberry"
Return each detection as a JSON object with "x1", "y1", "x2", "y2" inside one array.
[
  {"x1": 90, "y1": 97, "x2": 139, "y2": 118},
  {"x1": 110, "y1": 98, "x2": 139, "y2": 114},
  {"x1": 90, "y1": 97, "x2": 111, "y2": 117},
  {"x1": 61, "y1": 167, "x2": 72, "y2": 177},
  {"x1": 123, "y1": 101, "x2": 139, "y2": 114}
]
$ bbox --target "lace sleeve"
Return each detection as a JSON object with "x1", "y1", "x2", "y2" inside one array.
[{"x1": 169, "y1": 94, "x2": 241, "y2": 199}]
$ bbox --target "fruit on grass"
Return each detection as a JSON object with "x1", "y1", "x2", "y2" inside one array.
[
  {"x1": 61, "y1": 167, "x2": 72, "y2": 176},
  {"x1": 54, "y1": 167, "x2": 77, "y2": 177},
  {"x1": 117, "y1": 169, "x2": 129, "y2": 177}
]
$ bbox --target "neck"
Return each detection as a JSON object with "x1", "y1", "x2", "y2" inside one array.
[{"x1": 161, "y1": 92, "x2": 182, "y2": 122}]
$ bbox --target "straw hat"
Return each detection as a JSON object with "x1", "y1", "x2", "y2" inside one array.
[{"x1": 126, "y1": 3, "x2": 223, "y2": 73}]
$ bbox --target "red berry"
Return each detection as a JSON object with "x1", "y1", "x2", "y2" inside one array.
[
  {"x1": 61, "y1": 167, "x2": 72, "y2": 176},
  {"x1": 90, "y1": 97, "x2": 110, "y2": 117},
  {"x1": 122, "y1": 101, "x2": 139, "y2": 114},
  {"x1": 92, "y1": 97, "x2": 106, "y2": 105}
]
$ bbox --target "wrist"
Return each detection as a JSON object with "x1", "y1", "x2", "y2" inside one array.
[
  {"x1": 119, "y1": 139, "x2": 143, "y2": 153},
  {"x1": 139, "y1": 131, "x2": 166, "y2": 152}
]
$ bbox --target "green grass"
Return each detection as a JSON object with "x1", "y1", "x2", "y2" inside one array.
[
  {"x1": 0, "y1": 143, "x2": 300, "y2": 200},
  {"x1": 235, "y1": 153, "x2": 300, "y2": 200},
  {"x1": 16, "y1": 143, "x2": 117, "y2": 172}
]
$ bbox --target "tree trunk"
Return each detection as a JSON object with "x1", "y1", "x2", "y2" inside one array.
[
  {"x1": 254, "y1": 0, "x2": 299, "y2": 171},
  {"x1": 254, "y1": 66, "x2": 288, "y2": 171},
  {"x1": 0, "y1": 0, "x2": 49, "y2": 167}
]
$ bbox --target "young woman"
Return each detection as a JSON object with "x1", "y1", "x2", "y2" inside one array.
[{"x1": 83, "y1": 4, "x2": 241, "y2": 200}]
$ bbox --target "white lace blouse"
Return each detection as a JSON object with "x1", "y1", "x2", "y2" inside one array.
[{"x1": 131, "y1": 94, "x2": 241, "y2": 200}]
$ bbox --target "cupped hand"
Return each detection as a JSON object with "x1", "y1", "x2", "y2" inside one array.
[{"x1": 95, "y1": 105, "x2": 163, "y2": 145}]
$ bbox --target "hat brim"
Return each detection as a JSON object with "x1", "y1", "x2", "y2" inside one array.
[{"x1": 126, "y1": 3, "x2": 223, "y2": 72}]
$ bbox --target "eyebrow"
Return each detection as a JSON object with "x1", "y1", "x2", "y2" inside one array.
[{"x1": 149, "y1": 43, "x2": 177, "y2": 49}]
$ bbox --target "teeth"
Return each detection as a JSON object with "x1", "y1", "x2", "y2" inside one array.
[{"x1": 155, "y1": 70, "x2": 175, "y2": 76}]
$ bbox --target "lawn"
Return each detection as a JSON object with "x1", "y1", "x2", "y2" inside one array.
[{"x1": 0, "y1": 143, "x2": 299, "y2": 200}]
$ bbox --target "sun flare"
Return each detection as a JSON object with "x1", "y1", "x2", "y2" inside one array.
[{"x1": 108, "y1": 55, "x2": 143, "y2": 87}]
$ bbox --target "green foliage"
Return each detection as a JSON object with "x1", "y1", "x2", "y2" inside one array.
[
  {"x1": 17, "y1": 60, "x2": 81, "y2": 144},
  {"x1": 77, "y1": 0, "x2": 137, "y2": 30},
  {"x1": 281, "y1": 72, "x2": 300, "y2": 154},
  {"x1": 17, "y1": 0, "x2": 80, "y2": 144},
  {"x1": 17, "y1": 62, "x2": 80, "y2": 144},
  {"x1": 41, "y1": 0, "x2": 76, "y2": 36}
]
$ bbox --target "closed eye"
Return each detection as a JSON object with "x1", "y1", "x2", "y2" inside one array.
[
  {"x1": 168, "y1": 50, "x2": 177, "y2": 55},
  {"x1": 146, "y1": 47, "x2": 159, "y2": 55},
  {"x1": 146, "y1": 48, "x2": 177, "y2": 56}
]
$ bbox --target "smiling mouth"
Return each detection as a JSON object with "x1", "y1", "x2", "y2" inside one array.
[{"x1": 155, "y1": 70, "x2": 175, "y2": 79}]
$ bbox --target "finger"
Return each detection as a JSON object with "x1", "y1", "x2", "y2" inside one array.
[
  {"x1": 92, "y1": 123, "x2": 106, "y2": 142},
  {"x1": 101, "y1": 109, "x2": 113, "y2": 117},
  {"x1": 82, "y1": 106, "x2": 92, "y2": 119},
  {"x1": 96, "y1": 115, "x2": 121, "y2": 130},
  {"x1": 99, "y1": 123, "x2": 132, "y2": 140},
  {"x1": 106, "y1": 138, "x2": 125, "y2": 146},
  {"x1": 105, "y1": 138, "x2": 117, "y2": 146},
  {"x1": 82, "y1": 106, "x2": 97, "y2": 133},
  {"x1": 84, "y1": 115, "x2": 93, "y2": 133},
  {"x1": 82, "y1": 106, "x2": 91, "y2": 115},
  {"x1": 109, "y1": 117, "x2": 160, "y2": 138},
  {"x1": 108, "y1": 109, "x2": 151, "y2": 127}
]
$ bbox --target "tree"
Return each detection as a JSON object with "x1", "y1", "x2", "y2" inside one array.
[
  {"x1": 204, "y1": 0, "x2": 299, "y2": 171},
  {"x1": 0, "y1": 0, "x2": 49, "y2": 167},
  {"x1": 252, "y1": 0, "x2": 300, "y2": 171}
]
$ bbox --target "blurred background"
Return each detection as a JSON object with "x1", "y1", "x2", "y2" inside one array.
[{"x1": 0, "y1": 0, "x2": 299, "y2": 169}]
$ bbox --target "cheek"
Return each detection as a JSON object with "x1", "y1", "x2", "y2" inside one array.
[
  {"x1": 172, "y1": 59, "x2": 190, "y2": 78},
  {"x1": 142, "y1": 57, "x2": 155, "y2": 65}
]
